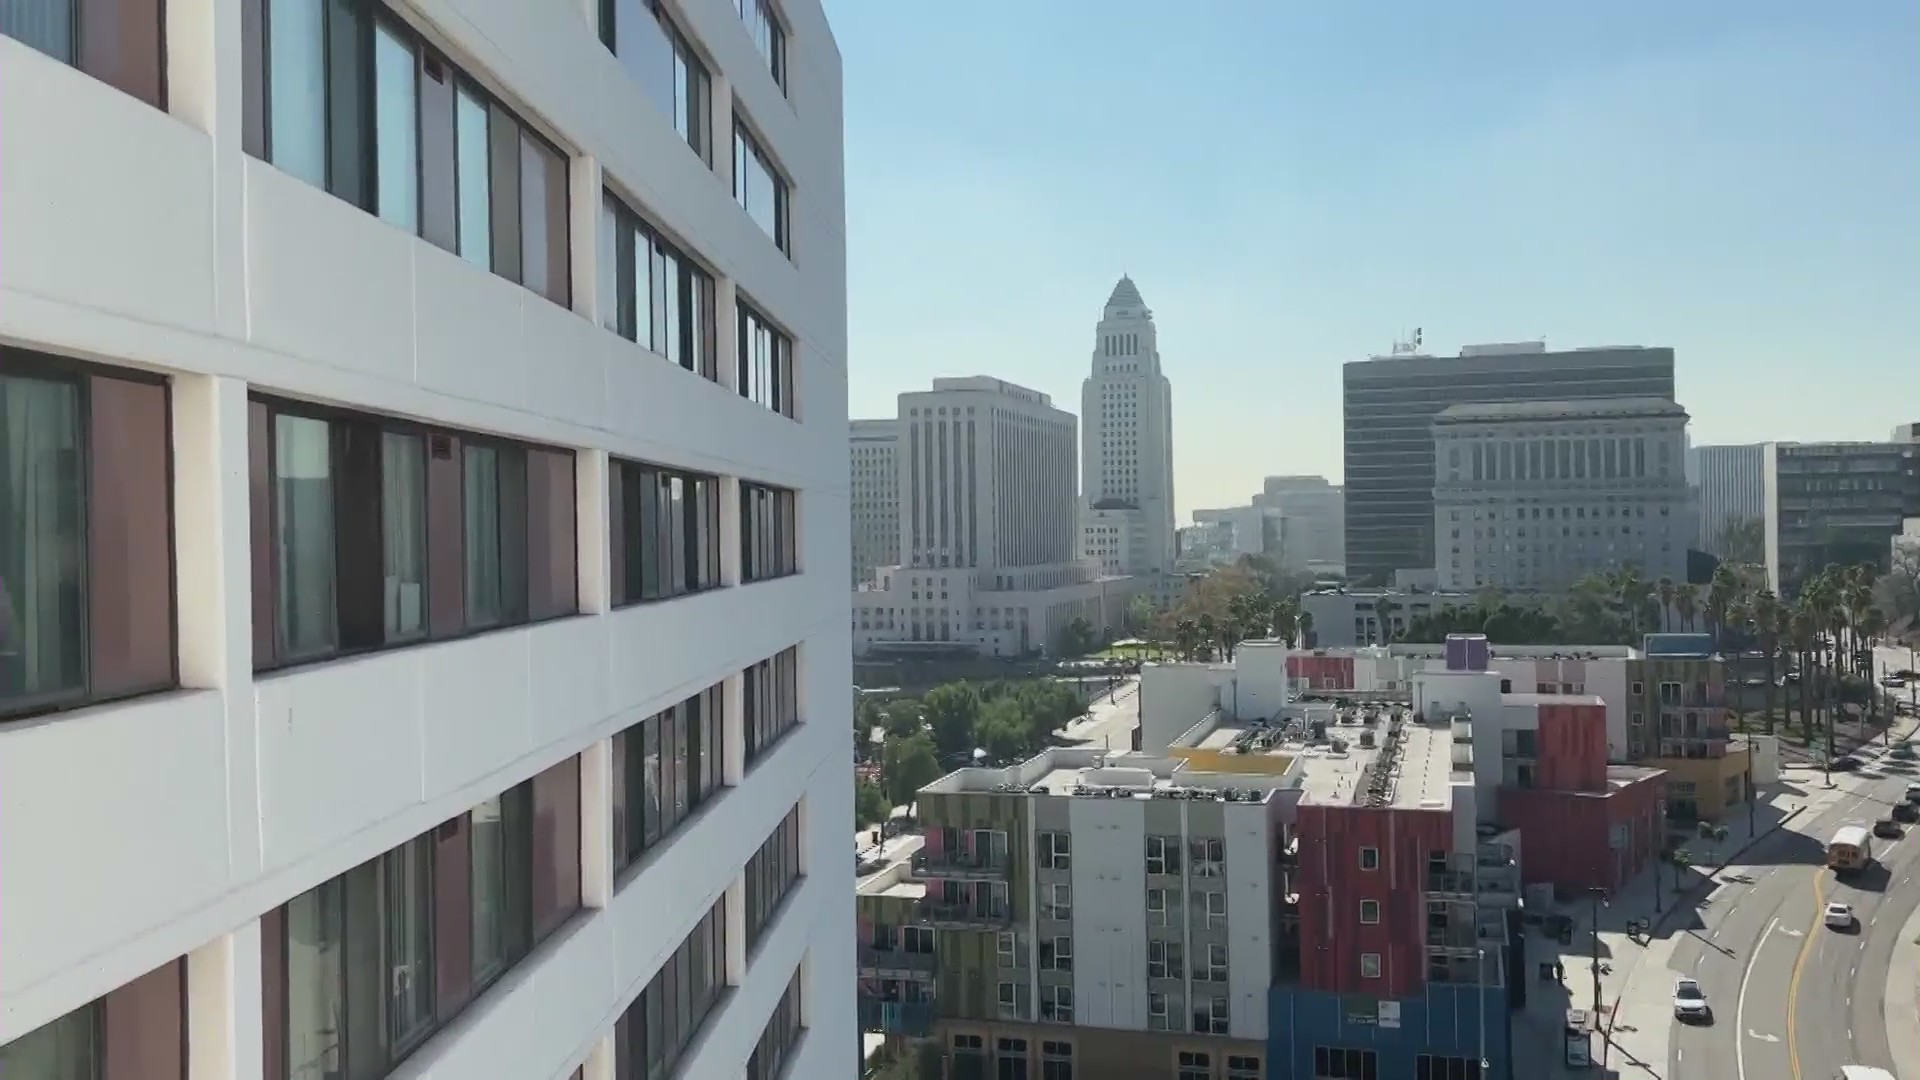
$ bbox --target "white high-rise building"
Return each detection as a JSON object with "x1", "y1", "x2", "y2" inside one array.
[
  {"x1": 855, "y1": 378, "x2": 1134, "y2": 656},
  {"x1": 1691, "y1": 444, "x2": 1765, "y2": 556},
  {"x1": 0, "y1": 2, "x2": 850, "y2": 1078},
  {"x1": 850, "y1": 419, "x2": 900, "y2": 586},
  {"x1": 1079, "y1": 276, "x2": 1176, "y2": 586}
]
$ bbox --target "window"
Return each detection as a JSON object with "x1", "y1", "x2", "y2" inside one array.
[
  {"x1": 732, "y1": 120, "x2": 790, "y2": 253},
  {"x1": 1191, "y1": 995, "x2": 1228, "y2": 1035},
  {"x1": 745, "y1": 969, "x2": 803, "y2": 1080},
  {"x1": 740, "y1": 480, "x2": 799, "y2": 582},
  {"x1": 1189, "y1": 836, "x2": 1224, "y2": 876},
  {"x1": 1205, "y1": 891, "x2": 1227, "y2": 929},
  {"x1": 1147, "y1": 991, "x2": 1171, "y2": 1030},
  {"x1": 1147, "y1": 940, "x2": 1183, "y2": 980},
  {"x1": 1415, "y1": 1056, "x2": 1482, "y2": 1080},
  {"x1": 1359, "y1": 899, "x2": 1380, "y2": 924},
  {"x1": 1313, "y1": 1047, "x2": 1379, "y2": 1080},
  {"x1": 252, "y1": 399, "x2": 576, "y2": 670},
  {"x1": 244, "y1": 2, "x2": 571, "y2": 305},
  {"x1": 996, "y1": 1037, "x2": 1029, "y2": 1080},
  {"x1": 744, "y1": 804, "x2": 803, "y2": 952},
  {"x1": 1360, "y1": 952, "x2": 1381, "y2": 979},
  {"x1": 1146, "y1": 888, "x2": 1169, "y2": 926},
  {"x1": 0, "y1": 356, "x2": 174, "y2": 721},
  {"x1": 743, "y1": 646, "x2": 800, "y2": 761},
  {"x1": 1359, "y1": 847, "x2": 1380, "y2": 871},
  {"x1": 1043, "y1": 883, "x2": 1071, "y2": 921},
  {"x1": 1, "y1": 0, "x2": 163, "y2": 107},
  {"x1": 1146, "y1": 835, "x2": 1181, "y2": 875},
  {"x1": 996, "y1": 931, "x2": 1016, "y2": 963},
  {"x1": 0, "y1": 958, "x2": 185, "y2": 1080},
  {"x1": 1041, "y1": 935, "x2": 1072, "y2": 973},
  {"x1": 1203, "y1": 943, "x2": 1227, "y2": 983},
  {"x1": 1040, "y1": 1040, "x2": 1073, "y2": 1080},
  {"x1": 737, "y1": 301, "x2": 796, "y2": 417},
  {"x1": 903, "y1": 926, "x2": 935, "y2": 954},
  {"x1": 1040, "y1": 984, "x2": 1073, "y2": 1024},
  {"x1": 1177, "y1": 1051, "x2": 1211, "y2": 1080},
  {"x1": 1039, "y1": 831, "x2": 1071, "y2": 871},
  {"x1": 268, "y1": 762, "x2": 580, "y2": 1080},
  {"x1": 611, "y1": 459, "x2": 722, "y2": 603},
  {"x1": 613, "y1": 900, "x2": 727, "y2": 1080},
  {"x1": 734, "y1": 0, "x2": 785, "y2": 90},
  {"x1": 601, "y1": 192, "x2": 721, "y2": 381},
  {"x1": 598, "y1": 0, "x2": 710, "y2": 162},
  {"x1": 997, "y1": 980, "x2": 1017, "y2": 1011},
  {"x1": 1227, "y1": 1056, "x2": 1262, "y2": 1080},
  {"x1": 613, "y1": 683, "x2": 726, "y2": 871}
]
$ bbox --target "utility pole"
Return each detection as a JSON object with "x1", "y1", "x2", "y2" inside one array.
[{"x1": 1589, "y1": 887, "x2": 1606, "y2": 1014}]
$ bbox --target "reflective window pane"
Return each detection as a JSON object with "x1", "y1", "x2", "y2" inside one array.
[
  {"x1": 455, "y1": 86, "x2": 493, "y2": 269},
  {"x1": 382, "y1": 432, "x2": 427, "y2": 641},
  {"x1": 374, "y1": 23, "x2": 419, "y2": 231},
  {"x1": 275, "y1": 415, "x2": 338, "y2": 659},
  {"x1": 0, "y1": 373, "x2": 85, "y2": 709},
  {"x1": 267, "y1": 0, "x2": 326, "y2": 185}
]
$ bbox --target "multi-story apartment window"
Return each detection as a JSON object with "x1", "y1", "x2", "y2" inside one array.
[
  {"x1": 744, "y1": 968, "x2": 803, "y2": 1080},
  {"x1": 740, "y1": 481, "x2": 798, "y2": 581},
  {"x1": 737, "y1": 301, "x2": 796, "y2": 417},
  {"x1": 262, "y1": 757, "x2": 581, "y2": 1079},
  {"x1": 613, "y1": 900, "x2": 728, "y2": 1080},
  {"x1": 1189, "y1": 837, "x2": 1223, "y2": 877},
  {"x1": 1040, "y1": 984, "x2": 1074, "y2": 1023},
  {"x1": 613, "y1": 683, "x2": 725, "y2": 871},
  {"x1": 1145, "y1": 835, "x2": 1181, "y2": 875},
  {"x1": 1176, "y1": 1051, "x2": 1211, "y2": 1080},
  {"x1": 1192, "y1": 995, "x2": 1229, "y2": 1035},
  {"x1": 743, "y1": 646, "x2": 800, "y2": 761},
  {"x1": 242, "y1": 2, "x2": 571, "y2": 305},
  {"x1": 1040, "y1": 935, "x2": 1072, "y2": 973},
  {"x1": 1203, "y1": 943, "x2": 1228, "y2": 983},
  {"x1": 1313, "y1": 1048, "x2": 1378, "y2": 1080},
  {"x1": 1360, "y1": 952, "x2": 1381, "y2": 979},
  {"x1": 1145, "y1": 888, "x2": 1169, "y2": 926},
  {"x1": 1147, "y1": 991, "x2": 1171, "y2": 1031},
  {"x1": 1038, "y1": 831, "x2": 1071, "y2": 871},
  {"x1": 597, "y1": 0, "x2": 711, "y2": 163},
  {"x1": 745, "y1": 804, "x2": 803, "y2": 951},
  {"x1": 610, "y1": 459, "x2": 722, "y2": 603},
  {"x1": 1040, "y1": 1040, "x2": 1073, "y2": 1080},
  {"x1": 1415, "y1": 1055, "x2": 1481, "y2": 1080},
  {"x1": 250, "y1": 399, "x2": 577, "y2": 670},
  {"x1": 1042, "y1": 883, "x2": 1071, "y2": 920},
  {"x1": 734, "y1": 0, "x2": 785, "y2": 91},
  {"x1": 2, "y1": 0, "x2": 164, "y2": 106},
  {"x1": 1204, "y1": 891, "x2": 1227, "y2": 929},
  {"x1": 1226, "y1": 1055, "x2": 1263, "y2": 1080},
  {"x1": 1359, "y1": 899, "x2": 1380, "y2": 924},
  {"x1": 732, "y1": 120, "x2": 790, "y2": 253},
  {"x1": 0, "y1": 355, "x2": 174, "y2": 720},
  {"x1": 0, "y1": 958, "x2": 185, "y2": 1077},
  {"x1": 1147, "y1": 940, "x2": 1183, "y2": 980},
  {"x1": 600, "y1": 192, "x2": 721, "y2": 382}
]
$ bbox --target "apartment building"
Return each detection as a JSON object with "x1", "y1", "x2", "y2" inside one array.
[
  {"x1": 0, "y1": 2, "x2": 849, "y2": 1079},
  {"x1": 851, "y1": 419, "x2": 900, "y2": 586},
  {"x1": 1625, "y1": 635, "x2": 1749, "y2": 821}
]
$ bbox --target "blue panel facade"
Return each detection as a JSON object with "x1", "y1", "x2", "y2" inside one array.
[{"x1": 1267, "y1": 983, "x2": 1512, "y2": 1080}]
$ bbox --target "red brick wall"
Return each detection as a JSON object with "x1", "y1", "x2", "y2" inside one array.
[
  {"x1": 1295, "y1": 804, "x2": 1453, "y2": 997},
  {"x1": 1287, "y1": 654, "x2": 1356, "y2": 691},
  {"x1": 1535, "y1": 702, "x2": 1608, "y2": 793},
  {"x1": 1500, "y1": 772, "x2": 1663, "y2": 896}
]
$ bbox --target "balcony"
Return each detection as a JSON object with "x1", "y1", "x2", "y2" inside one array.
[
  {"x1": 1428, "y1": 922, "x2": 1478, "y2": 950},
  {"x1": 859, "y1": 998, "x2": 935, "y2": 1036},
  {"x1": 913, "y1": 847, "x2": 1010, "y2": 881},
  {"x1": 1426, "y1": 871, "x2": 1475, "y2": 898},
  {"x1": 858, "y1": 947, "x2": 937, "y2": 979},
  {"x1": 916, "y1": 898, "x2": 1012, "y2": 930}
]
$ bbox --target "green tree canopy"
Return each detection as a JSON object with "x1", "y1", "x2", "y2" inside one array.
[
  {"x1": 924, "y1": 682, "x2": 982, "y2": 759},
  {"x1": 882, "y1": 731, "x2": 942, "y2": 809}
]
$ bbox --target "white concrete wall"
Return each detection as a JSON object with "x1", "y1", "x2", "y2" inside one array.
[
  {"x1": 1139, "y1": 663, "x2": 1230, "y2": 754},
  {"x1": 0, "y1": 0, "x2": 851, "y2": 1075},
  {"x1": 1221, "y1": 802, "x2": 1271, "y2": 1041},
  {"x1": 1233, "y1": 641, "x2": 1293, "y2": 720},
  {"x1": 1068, "y1": 794, "x2": 1149, "y2": 1031}
]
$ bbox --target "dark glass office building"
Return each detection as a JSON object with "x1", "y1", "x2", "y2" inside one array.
[{"x1": 1342, "y1": 345, "x2": 1677, "y2": 583}]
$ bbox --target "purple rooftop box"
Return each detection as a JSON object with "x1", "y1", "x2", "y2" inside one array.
[{"x1": 1445, "y1": 634, "x2": 1490, "y2": 672}]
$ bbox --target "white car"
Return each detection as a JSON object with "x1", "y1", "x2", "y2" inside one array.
[
  {"x1": 1825, "y1": 902, "x2": 1856, "y2": 929},
  {"x1": 1673, "y1": 976, "x2": 1710, "y2": 1022}
]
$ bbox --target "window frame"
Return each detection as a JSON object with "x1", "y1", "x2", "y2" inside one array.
[
  {"x1": 1359, "y1": 898, "x2": 1381, "y2": 924},
  {"x1": 602, "y1": 189, "x2": 722, "y2": 382},
  {"x1": 251, "y1": 393, "x2": 577, "y2": 674},
  {"x1": 2, "y1": 0, "x2": 167, "y2": 108},
  {"x1": 1359, "y1": 952, "x2": 1382, "y2": 979},
  {"x1": 739, "y1": 479, "x2": 799, "y2": 583},
  {"x1": 0, "y1": 348, "x2": 179, "y2": 724},
  {"x1": 736, "y1": 297, "x2": 796, "y2": 419},
  {"x1": 610, "y1": 457, "x2": 724, "y2": 605},
  {"x1": 596, "y1": 0, "x2": 712, "y2": 164},
  {"x1": 613, "y1": 682, "x2": 727, "y2": 873},
  {"x1": 730, "y1": 115, "x2": 790, "y2": 254},
  {"x1": 1359, "y1": 846, "x2": 1380, "y2": 871}
]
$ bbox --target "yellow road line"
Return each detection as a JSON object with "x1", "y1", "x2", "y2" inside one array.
[{"x1": 1785, "y1": 868, "x2": 1827, "y2": 1080}]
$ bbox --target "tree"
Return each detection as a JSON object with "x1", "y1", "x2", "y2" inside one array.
[
  {"x1": 1127, "y1": 594, "x2": 1159, "y2": 643},
  {"x1": 1875, "y1": 540, "x2": 1920, "y2": 630},
  {"x1": 1173, "y1": 618, "x2": 1201, "y2": 661},
  {"x1": 1059, "y1": 617, "x2": 1098, "y2": 657},
  {"x1": 1297, "y1": 609, "x2": 1316, "y2": 648},
  {"x1": 1658, "y1": 577, "x2": 1677, "y2": 633},
  {"x1": 923, "y1": 683, "x2": 982, "y2": 760},
  {"x1": 1373, "y1": 595, "x2": 1398, "y2": 644},
  {"x1": 854, "y1": 779, "x2": 890, "y2": 829},
  {"x1": 1753, "y1": 589, "x2": 1783, "y2": 733},
  {"x1": 975, "y1": 696, "x2": 1031, "y2": 762},
  {"x1": 1716, "y1": 515, "x2": 1766, "y2": 566},
  {"x1": 1674, "y1": 584, "x2": 1699, "y2": 633},
  {"x1": 854, "y1": 696, "x2": 887, "y2": 762},
  {"x1": 884, "y1": 702, "x2": 925, "y2": 740},
  {"x1": 882, "y1": 732, "x2": 942, "y2": 812}
]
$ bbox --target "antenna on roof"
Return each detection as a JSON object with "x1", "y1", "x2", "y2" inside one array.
[{"x1": 1390, "y1": 326, "x2": 1424, "y2": 356}]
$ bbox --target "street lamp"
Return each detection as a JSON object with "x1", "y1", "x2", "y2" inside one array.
[{"x1": 1587, "y1": 887, "x2": 1607, "y2": 1014}]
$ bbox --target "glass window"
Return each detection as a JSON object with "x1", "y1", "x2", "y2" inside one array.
[
  {"x1": 604, "y1": 0, "x2": 709, "y2": 163},
  {"x1": 613, "y1": 460, "x2": 720, "y2": 603},
  {"x1": 735, "y1": 0, "x2": 785, "y2": 90},
  {"x1": 266, "y1": 0, "x2": 327, "y2": 184},
  {"x1": 275, "y1": 414, "x2": 338, "y2": 659},
  {"x1": 382, "y1": 837, "x2": 435, "y2": 1052},
  {"x1": 732, "y1": 121, "x2": 788, "y2": 253},
  {"x1": 381, "y1": 432, "x2": 428, "y2": 641},
  {"x1": 455, "y1": 85, "x2": 493, "y2": 268},
  {"x1": 0, "y1": 371, "x2": 84, "y2": 709},
  {"x1": 470, "y1": 785, "x2": 533, "y2": 986},
  {"x1": 738, "y1": 301, "x2": 795, "y2": 418},
  {"x1": 0, "y1": 1001, "x2": 98, "y2": 1078},
  {"x1": 373, "y1": 22, "x2": 419, "y2": 231},
  {"x1": 741, "y1": 481, "x2": 797, "y2": 582},
  {"x1": 462, "y1": 443, "x2": 529, "y2": 629}
]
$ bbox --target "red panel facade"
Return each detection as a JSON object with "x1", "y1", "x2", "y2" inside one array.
[
  {"x1": 1501, "y1": 771, "x2": 1663, "y2": 896},
  {"x1": 1287, "y1": 654, "x2": 1356, "y2": 691},
  {"x1": 1535, "y1": 702, "x2": 1608, "y2": 793},
  {"x1": 1295, "y1": 803, "x2": 1454, "y2": 998}
]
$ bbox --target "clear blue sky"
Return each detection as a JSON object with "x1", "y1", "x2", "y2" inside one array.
[{"x1": 826, "y1": 1, "x2": 1919, "y2": 519}]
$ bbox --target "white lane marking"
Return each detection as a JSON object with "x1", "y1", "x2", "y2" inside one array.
[
  {"x1": 1748, "y1": 1030, "x2": 1781, "y2": 1042},
  {"x1": 1737, "y1": 916, "x2": 1779, "y2": 1080}
]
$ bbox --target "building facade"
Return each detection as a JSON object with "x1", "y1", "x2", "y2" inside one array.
[
  {"x1": 1691, "y1": 443, "x2": 1765, "y2": 559},
  {"x1": 1344, "y1": 343, "x2": 1676, "y2": 584},
  {"x1": 1432, "y1": 398, "x2": 1693, "y2": 592},
  {"x1": 1254, "y1": 476, "x2": 1346, "y2": 574},
  {"x1": 1297, "y1": 588, "x2": 1477, "y2": 648},
  {"x1": 1762, "y1": 440, "x2": 1920, "y2": 596},
  {"x1": 0, "y1": 2, "x2": 851, "y2": 1078},
  {"x1": 852, "y1": 418, "x2": 900, "y2": 586},
  {"x1": 1080, "y1": 276, "x2": 1177, "y2": 581}
]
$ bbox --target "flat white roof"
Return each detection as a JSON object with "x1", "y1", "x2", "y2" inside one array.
[{"x1": 1294, "y1": 716, "x2": 1461, "y2": 810}]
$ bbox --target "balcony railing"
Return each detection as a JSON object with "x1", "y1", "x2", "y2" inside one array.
[
  {"x1": 858, "y1": 947, "x2": 937, "y2": 977},
  {"x1": 859, "y1": 998, "x2": 935, "y2": 1036},
  {"x1": 1428, "y1": 922, "x2": 1478, "y2": 950},
  {"x1": 913, "y1": 848, "x2": 1010, "y2": 880},
  {"x1": 1426, "y1": 871, "x2": 1475, "y2": 897},
  {"x1": 916, "y1": 898, "x2": 1012, "y2": 929}
]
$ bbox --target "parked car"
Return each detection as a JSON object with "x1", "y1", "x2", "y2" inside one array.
[
  {"x1": 1892, "y1": 801, "x2": 1917, "y2": 823},
  {"x1": 1891, "y1": 743, "x2": 1916, "y2": 761},
  {"x1": 1830, "y1": 755, "x2": 1863, "y2": 772},
  {"x1": 1825, "y1": 901, "x2": 1857, "y2": 929},
  {"x1": 1881, "y1": 674, "x2": 1906, "y2": 689},
  {"x1": 1873, "y1": 819, "x2": 1902, "y2": 839},
  {"x1": 1673, "y1": 977, "x2": 1711, "y2": 1022}
]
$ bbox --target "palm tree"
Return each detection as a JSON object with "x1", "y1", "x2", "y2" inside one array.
[
  {"x1": 1373, "y1": 595, "x2": 1398, "y2": 645},
  {"x1": 1173, "y1": 618, "x2": 1200, "y2": 661},
  {"x1": 1270, "y1": 598, "x2": 1300, "y2": 647},
  {"x1": 1705, "y1": 569, "x2": 1735, "y2": 648},
  {"x1": 1297, "y1": 610, "x2": 1316, "y2": 649},
  {"x1": 1789, "y1": 604, "x2": 1816, "y2": 743},
  {"x1": 1675, "y1": 584, "x2": 1699, "y2": 633},
  {"x1": 1861, "y1": 606, "x2": 1890, "y2": 737},
  {"x1": 1197, "y1": 614, "x2": 1217, "y2": 660},
  {"x1": 1658, "y1": 577, "x2": 1677, "y2": 633}
]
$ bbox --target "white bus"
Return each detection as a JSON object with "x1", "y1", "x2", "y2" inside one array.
[
  {"x1": 1827, "y1": 825, "x2": 1873, "y2": 872},
  {"x1": 1836, "y1": 1066, "x2": 1896, "y2": 1080}
]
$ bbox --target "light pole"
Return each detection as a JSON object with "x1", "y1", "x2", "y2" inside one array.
[{"x1": 1588, "y1": 887, "x2": 1607, "y2": 1014}]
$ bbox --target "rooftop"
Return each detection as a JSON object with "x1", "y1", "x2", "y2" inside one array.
[
  {"x1": 1292, "y1": 711, "x2": 1463, "y2": 810},
  {"x1": 1106, "y1": 274, "x2": 1145, "y2": 311},
  {"x1": 1435, "y1": 397, "x2": 1687, "y2": 423},
  {"x1": 922, "y1": 747, "x2": 1293, "y2": 803}
]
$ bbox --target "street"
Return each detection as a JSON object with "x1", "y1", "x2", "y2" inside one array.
[
  {"x1": 1061, "y1": 675, "x2": 1139, "y2": 751},
  {"x1": 1669, "y1": 743, "x2": 1920, "y2": 1080}
]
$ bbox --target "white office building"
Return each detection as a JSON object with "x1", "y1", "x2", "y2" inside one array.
[
  {"x1": 856, "y1": 378, "x2": 1133, "y2": 656},
  {"x1": 1253, "y1": 475, "x2": 1346, "y2": 574},
  {"x1": 851, "y1": 419, "x2": 900, "y2": 586},
  {"x1": 0, "y1": 2, "x2": 849, "y2": 1078},
  {"x1": 1691, "y1": 443, "x2": 1765, "y2": 557},
  {"x1": 1079, "y1": 277, "x2": 1176, "y2": 586},
  {"x1": 1433, "y1": 399, "x2": 1693, "y2": 591}
]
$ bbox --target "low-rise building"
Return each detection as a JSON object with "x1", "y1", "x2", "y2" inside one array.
[
  {"x1": 852, "y1": 564, "x2": 1137, "y2": 658},
  {"x1": 1298, "y1": 587, "x2": 1477, "y2": 647},
  {"x1": 1626, "y1": 634, "x2": 1752, "y2": 821}
]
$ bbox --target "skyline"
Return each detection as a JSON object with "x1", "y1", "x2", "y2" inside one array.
[{"x1": 832, "y1": 0, "x2": 1919, "y2": 518}]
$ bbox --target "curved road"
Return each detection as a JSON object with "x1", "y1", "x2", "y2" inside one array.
[{"x1": 1671, "y1": 756, "x2": 1920, "y2": 1080}]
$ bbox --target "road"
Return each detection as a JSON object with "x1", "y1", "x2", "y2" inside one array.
[
  {"x1": 1061, "y1": 675, "x2": 1139, "y2": 751},
  {"x1": 1670, "y1": 747, "x2": 1920, "y2": 1080}
]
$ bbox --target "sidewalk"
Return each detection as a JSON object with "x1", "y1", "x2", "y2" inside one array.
[
  {"x1": 1510, "y1": 778, "x2": 1853, "y2": 1078},
  {"x1": 1888, "y1": 901, "x2": 1920, "y2": 1080}
]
